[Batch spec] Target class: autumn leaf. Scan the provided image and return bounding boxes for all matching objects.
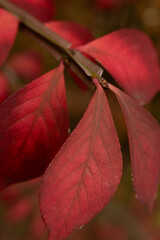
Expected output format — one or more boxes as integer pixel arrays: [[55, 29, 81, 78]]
[[79, 29, 160, 104], [0, 63, 69, 190], [6, 197, 33, 223], [0, 8, 18, 68], [10, 0, 54, 22], [45, 21, 93, 48], [109, 83, 160, 209], [9, 50, 43, 82], [40, 80, 122, 240]]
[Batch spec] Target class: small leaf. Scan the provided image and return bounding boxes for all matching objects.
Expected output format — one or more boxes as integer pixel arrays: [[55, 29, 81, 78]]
[[40, 80, 122, 240], [109, 83, 160, 209], [0, 63, 69, 190], [45, 21, 93, 48], [79, 29, 160, 104], [9, 51, 43, 81], [6, 197, 33, 223], [0, 8, 18, 68], [10, 0, 54, 22]]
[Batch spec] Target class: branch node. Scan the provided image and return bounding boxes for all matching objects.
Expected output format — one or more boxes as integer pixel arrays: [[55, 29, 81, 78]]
[[98, 77, 109, 89]]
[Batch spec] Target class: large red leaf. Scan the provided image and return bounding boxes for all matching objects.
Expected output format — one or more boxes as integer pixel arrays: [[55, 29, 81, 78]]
[[109, 83, 160, 209], [0, 63, 69, 190], [40, 80, 122, 240], [45, 21, 93, 48], [79, 29, 160, 104], [10, 0, 54, 22], [0, 8, 18, 68]]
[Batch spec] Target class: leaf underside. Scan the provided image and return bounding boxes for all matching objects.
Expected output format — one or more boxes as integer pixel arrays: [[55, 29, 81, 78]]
[[109, 83, 160, 209], [40, 81, 122, 240], [0, 63, 69, 190]]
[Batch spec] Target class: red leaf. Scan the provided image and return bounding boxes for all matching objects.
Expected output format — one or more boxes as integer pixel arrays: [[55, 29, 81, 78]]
[[0, 63, 69, 190], [109, 83, 160, 209], [0, 8, 18, 68], [40, 80, 122, 240], [79, 29, 160, 104], [45, 21, 93, 48], [9, 51, 43, 81], [10, 0, 54, 22], [6, 197, 33, 223]]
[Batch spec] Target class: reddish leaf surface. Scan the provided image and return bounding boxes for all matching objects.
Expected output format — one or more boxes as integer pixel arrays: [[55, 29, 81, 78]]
[[45, 21, 93, 48], [0, 8, 18, 68], [79, 29, 160, 104], [6, 197, 33, 222], [109, 83, 160, 209], [40, 80, 122, 240], [10, 0, 54, 22], [0, 63, 69, 190], [9, 51, 43, 81], [0, 72, 10, 103]]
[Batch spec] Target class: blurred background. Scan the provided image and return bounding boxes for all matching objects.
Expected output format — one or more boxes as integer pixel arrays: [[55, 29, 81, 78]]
[[0, 0, 160, 239]]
